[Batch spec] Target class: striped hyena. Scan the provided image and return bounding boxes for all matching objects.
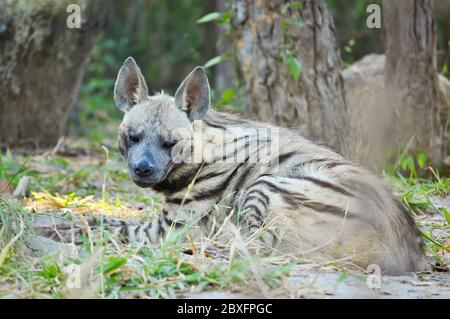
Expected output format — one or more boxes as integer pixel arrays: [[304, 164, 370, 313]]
[[52, 57, 424, 274]]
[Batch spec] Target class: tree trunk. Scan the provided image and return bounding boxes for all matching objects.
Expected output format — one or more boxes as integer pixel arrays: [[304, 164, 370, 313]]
[[343, 54, 450, 170], [0, 0, 105, 149], [383, 0, 447, 164], [203, 0, 219, 63], [231, 0, 350, 155], [214, 0, 235, 96]]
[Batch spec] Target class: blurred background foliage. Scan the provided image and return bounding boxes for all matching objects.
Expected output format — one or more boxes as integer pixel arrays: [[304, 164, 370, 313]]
[[71, 0, 207, 140], [72, 0, 449, 141], [328, 0, 384, 66]]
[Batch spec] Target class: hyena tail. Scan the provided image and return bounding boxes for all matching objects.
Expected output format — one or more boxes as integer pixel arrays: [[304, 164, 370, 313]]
[[385, 199, 425, 273]]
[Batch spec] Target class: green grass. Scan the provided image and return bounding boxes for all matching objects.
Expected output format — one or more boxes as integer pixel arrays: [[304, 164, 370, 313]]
[[0, 120, 448, 298], [384, 152, 450, 267], [388, 169, 449, 213], [0, 194, 291, 298], [0, 140, 293, 298]]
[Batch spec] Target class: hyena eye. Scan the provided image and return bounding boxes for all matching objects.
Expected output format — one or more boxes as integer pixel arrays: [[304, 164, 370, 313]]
[[161, 139, 176, 150], [129, 134, 140, 144]]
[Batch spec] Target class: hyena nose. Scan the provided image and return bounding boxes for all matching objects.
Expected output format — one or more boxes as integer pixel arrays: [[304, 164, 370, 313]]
[[134, 162, 154, 177]]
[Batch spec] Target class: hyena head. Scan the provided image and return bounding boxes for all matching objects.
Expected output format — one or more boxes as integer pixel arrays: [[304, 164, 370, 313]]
[[114, 57, 210, 187]]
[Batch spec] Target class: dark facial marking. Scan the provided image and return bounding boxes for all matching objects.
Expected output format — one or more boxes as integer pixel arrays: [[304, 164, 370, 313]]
[[119, 130, 129, 157], [154, 164, 203, 194], [158, 134, 177, 151]]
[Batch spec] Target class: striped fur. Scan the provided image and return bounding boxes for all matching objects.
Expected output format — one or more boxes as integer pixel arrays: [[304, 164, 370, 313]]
[[42, 60, 424, 275]]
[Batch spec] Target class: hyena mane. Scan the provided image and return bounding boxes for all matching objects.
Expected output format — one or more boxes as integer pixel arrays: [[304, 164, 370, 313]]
[[40, 58, 424, 275]]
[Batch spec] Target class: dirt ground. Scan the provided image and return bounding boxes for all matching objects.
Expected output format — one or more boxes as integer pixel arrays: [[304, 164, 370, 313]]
[[187, 271, 450, 299]]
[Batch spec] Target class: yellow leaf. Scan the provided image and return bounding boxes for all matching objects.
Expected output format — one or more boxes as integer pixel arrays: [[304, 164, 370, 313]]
[[444, 242, 450, 252]]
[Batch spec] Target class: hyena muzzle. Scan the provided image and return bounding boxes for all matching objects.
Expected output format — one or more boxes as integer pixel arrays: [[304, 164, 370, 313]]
[[40, 57, 424, 275]]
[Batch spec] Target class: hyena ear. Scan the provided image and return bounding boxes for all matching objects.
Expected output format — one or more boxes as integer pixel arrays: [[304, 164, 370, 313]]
[[174, 66, 210, 121], [114, 57, 149, 112]]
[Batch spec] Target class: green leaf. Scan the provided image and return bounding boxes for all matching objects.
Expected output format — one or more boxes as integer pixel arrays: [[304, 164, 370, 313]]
[[219, 12, 232, 25], [417, 153, 427, 168], [102, 256, 127, 274], [281, 3, 290, 15], [421, 231, 443, 248], [64, 193, 75, 206], [406, 157, 415, 172], [204, 56, 222, 69], [292, 1, 303, 9], [401, 155, 416, 177], [280, 20, 289, 31], [400, 158, 407, 171], [196, 12, 221, 24], [443, 208, 450, 226], [221, 88, 235, 104], [40, 263, 61, 279], [286, 55, 302, 81]]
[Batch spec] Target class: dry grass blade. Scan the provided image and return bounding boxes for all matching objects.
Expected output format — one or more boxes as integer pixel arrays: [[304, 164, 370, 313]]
[[224, 221, 271, 298], [12, 176, 29, 198], [0, 216, 24, 268]]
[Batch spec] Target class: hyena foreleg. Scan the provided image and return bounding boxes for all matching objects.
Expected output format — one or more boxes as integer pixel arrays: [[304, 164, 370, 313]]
[[35, 209, 186, 245], [238, 177, 277, 246], [110, 208, 187, 244]]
